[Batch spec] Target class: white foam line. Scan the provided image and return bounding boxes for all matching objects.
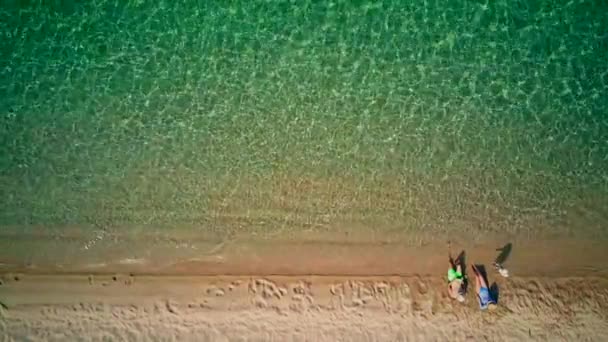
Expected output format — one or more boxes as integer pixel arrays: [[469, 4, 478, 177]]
[[117, 258, 147, 265]]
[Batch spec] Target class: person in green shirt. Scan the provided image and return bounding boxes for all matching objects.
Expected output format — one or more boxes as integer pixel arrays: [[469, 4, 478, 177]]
[[447, 251, 466, 303]]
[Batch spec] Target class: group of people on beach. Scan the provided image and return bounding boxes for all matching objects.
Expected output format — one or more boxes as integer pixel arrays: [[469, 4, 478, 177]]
[[446, 243, 511, 310]]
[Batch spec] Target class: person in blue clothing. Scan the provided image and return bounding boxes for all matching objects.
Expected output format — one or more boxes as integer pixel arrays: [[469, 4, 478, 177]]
[[471, 264, 497, 311]]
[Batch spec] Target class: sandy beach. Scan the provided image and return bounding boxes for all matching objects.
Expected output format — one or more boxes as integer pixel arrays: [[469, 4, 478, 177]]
[[1, 230, 608, 341]]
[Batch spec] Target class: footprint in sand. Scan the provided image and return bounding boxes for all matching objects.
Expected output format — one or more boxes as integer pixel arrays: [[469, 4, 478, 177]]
[[249, 278, 286, 300], [205, 286, 225, 297], [373, 281, 394, 311], [227, 280, 243, 292], [329, 282, 346, 309], [346, 281, 378, 308], [395, 283, 413, 315], [412, 280, 435, 317], [253, 295, 268, 309]]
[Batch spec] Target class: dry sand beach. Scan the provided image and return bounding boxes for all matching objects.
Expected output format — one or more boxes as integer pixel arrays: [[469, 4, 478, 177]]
[[1, 229, 608, 341]]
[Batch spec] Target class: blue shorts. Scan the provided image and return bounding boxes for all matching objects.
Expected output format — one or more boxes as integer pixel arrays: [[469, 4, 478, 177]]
[[478, 287, 496, 310]]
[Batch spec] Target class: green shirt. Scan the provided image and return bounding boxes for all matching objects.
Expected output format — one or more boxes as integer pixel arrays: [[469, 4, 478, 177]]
[[447, 268, 463, 282]]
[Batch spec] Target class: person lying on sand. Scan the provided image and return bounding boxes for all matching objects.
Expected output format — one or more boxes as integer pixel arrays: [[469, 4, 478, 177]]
[[447, 253, 466, 303], [471, 264, 497, 310]]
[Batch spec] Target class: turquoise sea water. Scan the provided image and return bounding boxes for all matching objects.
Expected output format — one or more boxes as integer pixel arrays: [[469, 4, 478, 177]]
[[1, 1, 606, 235]]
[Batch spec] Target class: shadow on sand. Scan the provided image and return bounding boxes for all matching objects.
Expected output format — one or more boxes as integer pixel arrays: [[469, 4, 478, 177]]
[[495, 243, 513, 265]]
